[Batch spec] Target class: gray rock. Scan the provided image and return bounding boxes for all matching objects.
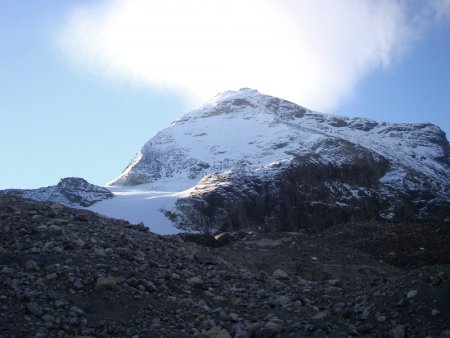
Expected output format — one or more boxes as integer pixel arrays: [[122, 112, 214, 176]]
[[272, 269, 288, 279], [151, 317, 161, 329], [72, 279, 84, 290], [188, 276, 203, 287], [95, 276, 116, 291], [31, 214, 44, 222], [74, 239, 85, 247], [377, 315, 387, 322], [215, 329, 231, 338], [25, 260, 39, 271], [70, 306, 85, 315], [432, 309, 441, 316], [232, 322, 248, 338], [54, 299, 66, 308], [255, 321, 283, 338], [49, 224, 62, 232], [26, 302, 43, 316], [269, 295, 289, 307], [312, 309, 330, 320], [94, 248, 106, 257], [390, 325, 405, 338], [406, 290, 418, 299], [42, 314, 55, 323]]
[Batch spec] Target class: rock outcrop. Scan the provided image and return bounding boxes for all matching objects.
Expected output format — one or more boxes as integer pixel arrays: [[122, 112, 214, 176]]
[[2, 177, 113, 207], [168, 139, 449, 233]]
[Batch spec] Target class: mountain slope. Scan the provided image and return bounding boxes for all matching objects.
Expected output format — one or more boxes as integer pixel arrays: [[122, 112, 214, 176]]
[[109, 88, 450, 232]]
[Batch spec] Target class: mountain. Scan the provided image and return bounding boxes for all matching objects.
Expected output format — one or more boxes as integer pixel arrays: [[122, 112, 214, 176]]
[[3, 89, 449, 234], [3, 177, 113, 207], [109, 88, 450, 233], [112, 88, 449, 189]]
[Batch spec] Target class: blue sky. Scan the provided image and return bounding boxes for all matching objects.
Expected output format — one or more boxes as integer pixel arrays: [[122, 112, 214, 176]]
[[1, 0, 449, 189]]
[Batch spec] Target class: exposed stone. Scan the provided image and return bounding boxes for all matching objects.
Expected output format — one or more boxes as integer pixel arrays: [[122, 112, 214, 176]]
[[272, 269, 288, 279], [269, 295, 289, 307], [215, 328, 231, 338], [312, 309, 330, 320], [26, 302, 43, 317], [25, 260, 39, 271], [74, 239, 85, 247], [95, 276, 116, 291], [46, 273, 57, 280], [390, 325, 405, 338], [69, 306, 85, 316], [255, 321, 283, 338], [432, 309, 441, 316], [187, 276, 203, 287], [407, 290, 418, 299]]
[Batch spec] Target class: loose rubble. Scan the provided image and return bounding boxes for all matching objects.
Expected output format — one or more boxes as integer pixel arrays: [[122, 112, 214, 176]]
[[0, 195, 449, 337]]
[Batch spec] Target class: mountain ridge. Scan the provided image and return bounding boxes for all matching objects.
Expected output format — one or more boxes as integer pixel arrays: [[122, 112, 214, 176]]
[[2, 88, 449, 233], [111, 88, 449, 192]]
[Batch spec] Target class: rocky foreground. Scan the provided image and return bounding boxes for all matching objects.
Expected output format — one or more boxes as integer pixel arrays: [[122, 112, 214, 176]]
[[0, 195, 449, 338]]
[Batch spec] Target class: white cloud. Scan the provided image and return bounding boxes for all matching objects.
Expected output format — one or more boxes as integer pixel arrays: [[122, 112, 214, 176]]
[[59, 0, 416, 111]]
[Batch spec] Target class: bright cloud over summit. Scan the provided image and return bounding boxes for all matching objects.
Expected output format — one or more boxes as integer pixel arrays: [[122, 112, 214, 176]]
[[1, 0, 449, 190], [59, 0, 432, 111]]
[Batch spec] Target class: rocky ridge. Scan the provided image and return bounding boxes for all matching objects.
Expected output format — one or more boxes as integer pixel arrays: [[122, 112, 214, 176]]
[[3, 177, 113, 208], [1, 194, 449, 337]]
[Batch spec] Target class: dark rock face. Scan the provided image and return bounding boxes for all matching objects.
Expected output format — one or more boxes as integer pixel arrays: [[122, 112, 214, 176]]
[[2, 177, 113, 207], [168, 139, 449, 233]]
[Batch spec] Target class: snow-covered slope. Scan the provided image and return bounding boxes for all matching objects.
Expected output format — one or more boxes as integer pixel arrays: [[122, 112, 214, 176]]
[[87, 186, 189, 235], [111, 88, 449, 194]]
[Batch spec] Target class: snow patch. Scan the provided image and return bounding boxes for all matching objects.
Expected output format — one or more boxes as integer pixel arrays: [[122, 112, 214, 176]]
[[88, 185, 195, 235]]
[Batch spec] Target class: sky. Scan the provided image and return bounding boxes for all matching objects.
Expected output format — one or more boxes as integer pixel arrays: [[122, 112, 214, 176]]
[[1, 0, 449, 189]]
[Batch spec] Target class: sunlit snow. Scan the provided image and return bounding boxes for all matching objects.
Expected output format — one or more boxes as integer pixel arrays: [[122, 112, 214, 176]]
[[88, 184, 194, 235]]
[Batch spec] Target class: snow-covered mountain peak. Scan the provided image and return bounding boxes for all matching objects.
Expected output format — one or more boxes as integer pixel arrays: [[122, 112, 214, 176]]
[[111, 89, 449, 194], [177, 87, 305, 124], [203, 87, 260, 106]]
